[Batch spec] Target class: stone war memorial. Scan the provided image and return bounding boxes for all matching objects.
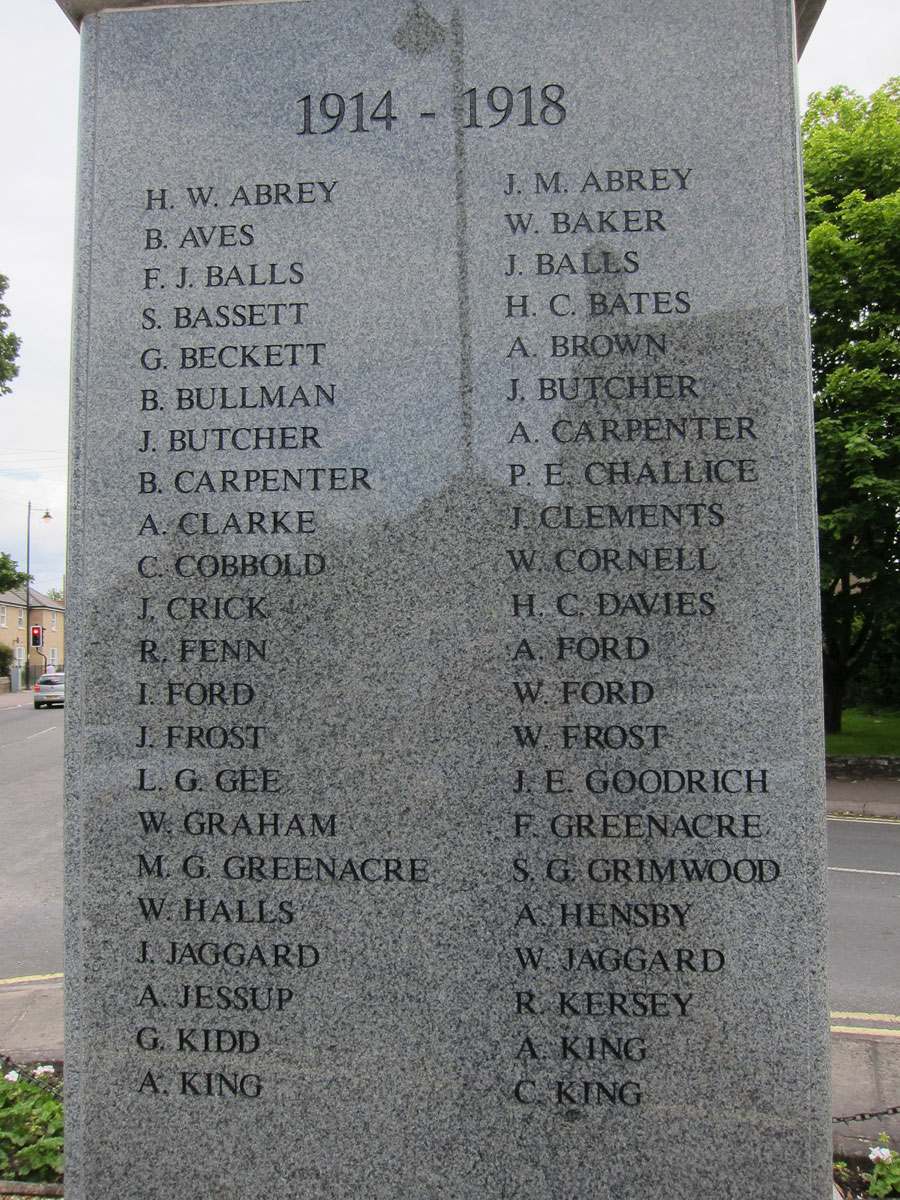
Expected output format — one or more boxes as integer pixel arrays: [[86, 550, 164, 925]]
[[60, 0, 830, 1195]]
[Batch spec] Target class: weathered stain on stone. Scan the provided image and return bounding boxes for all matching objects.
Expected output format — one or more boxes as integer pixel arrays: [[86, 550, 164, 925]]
[[393, 3, 446, 56]]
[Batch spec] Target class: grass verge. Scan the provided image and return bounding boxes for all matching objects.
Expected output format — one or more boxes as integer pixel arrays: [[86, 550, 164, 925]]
[[826, 708, 900, 758]]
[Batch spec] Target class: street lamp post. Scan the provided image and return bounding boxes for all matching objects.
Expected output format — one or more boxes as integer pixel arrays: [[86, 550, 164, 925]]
[[24, 502, 52, 689]]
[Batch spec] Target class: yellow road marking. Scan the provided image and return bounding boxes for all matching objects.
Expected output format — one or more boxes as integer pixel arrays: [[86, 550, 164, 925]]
[[831, 1025, 900, 1038], [0, 972, 63, 987], [831, 1011, 900, 1037], [831, 1011, 900, 1023]]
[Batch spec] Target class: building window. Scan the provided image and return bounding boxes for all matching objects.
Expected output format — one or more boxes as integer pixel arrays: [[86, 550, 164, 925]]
[[51, 612, 57, 631], [0, 605, 5, 627], [50, 647, 58, 666], [17, 610, 24, 628], [14, 646, 24, 666]]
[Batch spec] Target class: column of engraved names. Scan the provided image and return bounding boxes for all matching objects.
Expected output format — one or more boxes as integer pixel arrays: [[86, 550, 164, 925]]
[[497, 162, 777, 1110], [129, 176, 363, 1101]]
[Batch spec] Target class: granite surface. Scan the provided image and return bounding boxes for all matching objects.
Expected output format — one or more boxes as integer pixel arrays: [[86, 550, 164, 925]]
[[55, 0, 300, 30], [55, 0, 831, 52], [63, 1, 830, 1196]]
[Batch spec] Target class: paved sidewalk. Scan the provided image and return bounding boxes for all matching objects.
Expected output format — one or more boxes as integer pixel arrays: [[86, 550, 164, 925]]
[[0, 691, 63, 1065], [827, 774, 900, 819], [0, 686, 56, 712], [832, 1032, 900, 1159], [0, 973, 63, 1064]]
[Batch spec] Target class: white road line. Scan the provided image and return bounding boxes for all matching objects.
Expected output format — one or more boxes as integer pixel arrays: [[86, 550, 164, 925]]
[[0, 733, 54, 748], [27, 725, 58, 739], [828, 866, 900, 877], [828, 816, 900, 825]]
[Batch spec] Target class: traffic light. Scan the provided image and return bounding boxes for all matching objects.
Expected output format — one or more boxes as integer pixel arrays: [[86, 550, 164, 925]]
[[30, 625, 43, 648]]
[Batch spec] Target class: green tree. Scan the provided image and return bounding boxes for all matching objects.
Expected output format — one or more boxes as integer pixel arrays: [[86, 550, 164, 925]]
[[0, 274, 20, 394], [0, 552, 30, 593], [803, 80, 900, 732]]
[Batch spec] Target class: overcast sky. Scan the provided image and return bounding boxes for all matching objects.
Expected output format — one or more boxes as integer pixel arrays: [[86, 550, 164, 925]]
[[0, 0, 897, 593]]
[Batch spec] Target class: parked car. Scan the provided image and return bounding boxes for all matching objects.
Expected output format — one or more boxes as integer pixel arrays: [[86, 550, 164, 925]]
[[34, 673, 65, 708]]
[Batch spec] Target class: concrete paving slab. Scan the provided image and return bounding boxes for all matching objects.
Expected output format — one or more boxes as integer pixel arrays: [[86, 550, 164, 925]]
[[831, 1032, 900, 1159], [0, 975, 63, 1064], [827, 776, 900, 819], [0, 690, 38, 711]]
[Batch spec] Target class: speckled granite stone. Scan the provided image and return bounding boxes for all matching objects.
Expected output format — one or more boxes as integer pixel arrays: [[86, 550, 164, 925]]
[[62, 2, 830, 1197]]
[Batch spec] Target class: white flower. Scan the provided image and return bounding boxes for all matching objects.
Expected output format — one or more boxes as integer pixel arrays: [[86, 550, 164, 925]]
[[869, 1146, 893, 1163], [3, 1070, 19, 1082], [33, 1065, 54, 1076]]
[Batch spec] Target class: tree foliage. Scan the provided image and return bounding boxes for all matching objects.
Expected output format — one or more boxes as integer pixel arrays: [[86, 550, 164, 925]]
[[0, 552, 29, 594], [0, 274, 20, 395], [803, 80, 900, 731]]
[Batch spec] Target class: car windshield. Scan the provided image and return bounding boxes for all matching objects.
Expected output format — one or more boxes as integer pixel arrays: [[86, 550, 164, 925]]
[[38, 676, 64, 685]]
